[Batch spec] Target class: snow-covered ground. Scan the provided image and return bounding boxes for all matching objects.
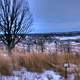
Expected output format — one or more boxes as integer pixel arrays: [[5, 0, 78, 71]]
[[15, 36, 80, 53], [59, 36, 80, 40], [0, 36, 79, 80], [0, 68, 75, 80]]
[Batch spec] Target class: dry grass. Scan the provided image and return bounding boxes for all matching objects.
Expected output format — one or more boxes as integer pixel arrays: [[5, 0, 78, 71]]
[[0, 53, 12, 75], [0, 49, 80, 76]]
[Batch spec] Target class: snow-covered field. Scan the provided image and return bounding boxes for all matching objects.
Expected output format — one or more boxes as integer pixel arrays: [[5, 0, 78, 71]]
[[0, 36, 79, 80], [0, 68, 75, 80], [15, 36, 80, 53]]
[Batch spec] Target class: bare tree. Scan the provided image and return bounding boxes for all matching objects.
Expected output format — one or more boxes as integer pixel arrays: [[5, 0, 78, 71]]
[[0, 0, 33, 54]]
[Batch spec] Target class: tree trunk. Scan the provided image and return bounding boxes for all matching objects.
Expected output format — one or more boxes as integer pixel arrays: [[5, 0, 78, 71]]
[[41, 45, 44, 53], [4, 46, 12, 55], [27, 45, 30, 53], [7, 47, 12, 55]]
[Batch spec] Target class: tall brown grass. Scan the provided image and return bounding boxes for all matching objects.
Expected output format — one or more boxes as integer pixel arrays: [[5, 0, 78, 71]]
[[0, 53, 12, 75], [0, 50, 80, 76]]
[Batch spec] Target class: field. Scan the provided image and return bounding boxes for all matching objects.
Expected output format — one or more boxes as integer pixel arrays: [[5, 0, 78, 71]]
[[0, 45, 80, 79]]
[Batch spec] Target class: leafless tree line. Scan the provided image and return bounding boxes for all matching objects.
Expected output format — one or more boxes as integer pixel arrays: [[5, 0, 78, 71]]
[[15, 36, 80, 55]]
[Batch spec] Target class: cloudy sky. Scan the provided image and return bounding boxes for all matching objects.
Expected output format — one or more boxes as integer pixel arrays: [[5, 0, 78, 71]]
[[28, 0, 80, 33]]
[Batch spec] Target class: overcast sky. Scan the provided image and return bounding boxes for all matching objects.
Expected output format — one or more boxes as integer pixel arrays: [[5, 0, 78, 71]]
[[28, 0, 80, 33]]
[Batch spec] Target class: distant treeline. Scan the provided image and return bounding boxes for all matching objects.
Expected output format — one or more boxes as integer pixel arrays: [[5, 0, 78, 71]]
[[0, 31, 80, 37], [27, 31, 80, 37]]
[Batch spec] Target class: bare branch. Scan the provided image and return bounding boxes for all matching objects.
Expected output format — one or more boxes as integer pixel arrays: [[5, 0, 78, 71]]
[[0, 0, 33, 53]]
